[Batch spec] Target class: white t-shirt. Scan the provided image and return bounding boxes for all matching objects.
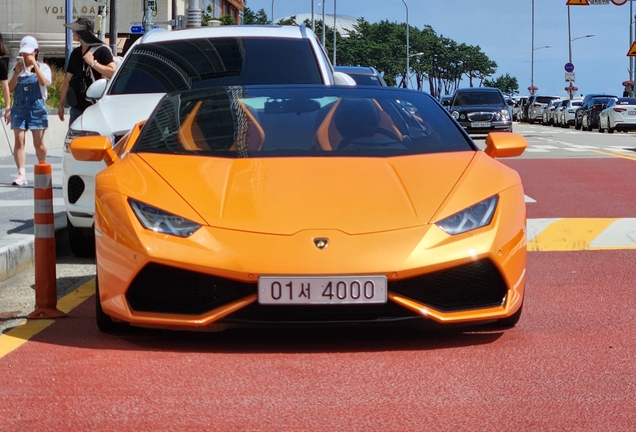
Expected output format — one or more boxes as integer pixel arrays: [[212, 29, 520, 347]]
[[8, 62, 52, 101]]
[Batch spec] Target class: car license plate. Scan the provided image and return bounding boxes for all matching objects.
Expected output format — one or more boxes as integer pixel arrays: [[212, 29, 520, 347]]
[[258, 276, 387, 305], [471, 122, 491, 128], [629, 111, 636, 115]]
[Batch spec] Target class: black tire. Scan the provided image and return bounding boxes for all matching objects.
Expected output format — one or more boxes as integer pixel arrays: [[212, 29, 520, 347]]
[[95, 272, 129, 333], [598, 120, 604, 133], [575, 118, 581, 130], [67, 216, 96, 258], [493, 302, 524, 329]]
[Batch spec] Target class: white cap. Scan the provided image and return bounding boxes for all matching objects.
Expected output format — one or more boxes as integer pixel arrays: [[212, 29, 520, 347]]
[[19, 36, 38, 54]]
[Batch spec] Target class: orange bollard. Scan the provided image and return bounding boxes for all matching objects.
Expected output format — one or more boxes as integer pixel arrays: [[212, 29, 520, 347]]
[[27, 163, 66, 320]]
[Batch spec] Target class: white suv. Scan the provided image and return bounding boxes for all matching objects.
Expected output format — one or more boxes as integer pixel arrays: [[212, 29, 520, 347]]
[[63, 25, 355, 256]]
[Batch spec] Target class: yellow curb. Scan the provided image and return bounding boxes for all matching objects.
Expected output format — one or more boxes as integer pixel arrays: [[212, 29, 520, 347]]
[[0, 279, 95, 359]]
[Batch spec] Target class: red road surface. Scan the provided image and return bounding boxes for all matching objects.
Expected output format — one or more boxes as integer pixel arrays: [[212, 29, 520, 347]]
[[1, 158, 635, 430]]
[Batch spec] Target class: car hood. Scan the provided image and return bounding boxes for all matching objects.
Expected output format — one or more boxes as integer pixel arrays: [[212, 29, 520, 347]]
[[451, 105, 505, 113], [72, 93, 165, 137], [138, 152, 477, 235]]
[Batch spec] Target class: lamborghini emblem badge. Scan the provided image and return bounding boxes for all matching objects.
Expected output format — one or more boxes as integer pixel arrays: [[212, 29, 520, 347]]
[[313, 238, 329, 249]]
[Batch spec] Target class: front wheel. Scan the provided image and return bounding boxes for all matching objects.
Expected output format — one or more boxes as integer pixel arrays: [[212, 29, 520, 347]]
[[95, 272, 130, 333], [67, 216, 96, 258]]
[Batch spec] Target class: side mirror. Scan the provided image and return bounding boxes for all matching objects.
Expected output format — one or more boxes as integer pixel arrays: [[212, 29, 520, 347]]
[[484, 132, 527, 159], [86, 78, 108, 100], [69, 135, 119, 166], [507, 99, 515, 106], [333, 71, 357, 86]]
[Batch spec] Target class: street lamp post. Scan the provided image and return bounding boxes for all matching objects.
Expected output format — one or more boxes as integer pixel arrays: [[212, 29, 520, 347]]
[[567, 6, 595, 99], [530, 0, 553, 95], [333, 0, 337, 64], [400, 0, 409, 88], [271, 0, 274, 24]]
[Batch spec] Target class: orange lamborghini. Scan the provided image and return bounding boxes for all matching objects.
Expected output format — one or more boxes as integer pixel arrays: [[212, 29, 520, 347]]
[[70, 85, 528, 333]]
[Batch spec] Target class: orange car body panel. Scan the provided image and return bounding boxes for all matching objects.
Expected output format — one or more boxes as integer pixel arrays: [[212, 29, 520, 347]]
[[92, 146, 526, 330]]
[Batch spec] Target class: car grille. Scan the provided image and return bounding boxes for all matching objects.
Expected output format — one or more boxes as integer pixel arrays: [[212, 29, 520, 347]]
[[389, 260, 507, 312], [125, 260, 507, 319], [126, 263, 257, 315], [468, 112, 494, 122], [67, 175, 85, 204]]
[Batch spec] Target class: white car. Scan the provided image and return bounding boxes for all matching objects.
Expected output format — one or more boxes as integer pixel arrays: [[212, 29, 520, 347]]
[[552, 99, 568, 127], [559, 98, 583, 128], [599, 97, 636, 133], [62, 25, 355, 256]]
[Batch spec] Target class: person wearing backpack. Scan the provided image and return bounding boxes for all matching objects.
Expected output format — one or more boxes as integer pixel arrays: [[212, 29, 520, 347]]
[[58, 17, 117, 126]]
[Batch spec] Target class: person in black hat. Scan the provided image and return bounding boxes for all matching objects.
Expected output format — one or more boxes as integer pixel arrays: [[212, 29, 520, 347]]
[[58, 17, 117, 126]]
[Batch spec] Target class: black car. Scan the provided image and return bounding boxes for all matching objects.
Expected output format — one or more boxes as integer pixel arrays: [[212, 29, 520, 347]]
[[449, 87, 513, 134], [334, 66, 387, 86], [575, 94, 618, 130]]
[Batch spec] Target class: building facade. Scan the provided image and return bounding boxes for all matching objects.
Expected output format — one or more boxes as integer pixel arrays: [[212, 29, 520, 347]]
[[0, 0, 244, 59]]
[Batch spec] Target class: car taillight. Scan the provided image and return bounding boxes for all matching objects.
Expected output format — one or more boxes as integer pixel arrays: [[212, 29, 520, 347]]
[[613, 108, 627, 112], [534, 103, 541, 107]]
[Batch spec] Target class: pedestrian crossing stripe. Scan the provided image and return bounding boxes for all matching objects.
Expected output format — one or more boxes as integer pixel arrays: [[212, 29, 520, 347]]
[[527, 218, 636, 251]]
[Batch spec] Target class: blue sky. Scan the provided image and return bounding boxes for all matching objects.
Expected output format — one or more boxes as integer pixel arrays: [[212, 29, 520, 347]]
[[247, 0, 634, 97]]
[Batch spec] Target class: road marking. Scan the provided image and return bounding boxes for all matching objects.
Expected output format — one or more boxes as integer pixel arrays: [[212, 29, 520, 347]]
[[524, 195, 536, 203], [0, 280, 95, 359], [588, 219, 636, 248], [594, 149, 636, 162], [527, 218, 636, 251]]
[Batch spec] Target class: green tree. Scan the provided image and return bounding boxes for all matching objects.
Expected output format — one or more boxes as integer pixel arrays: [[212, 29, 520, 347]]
[[243, 8, 270, 24], [484, 73, 519, 97]]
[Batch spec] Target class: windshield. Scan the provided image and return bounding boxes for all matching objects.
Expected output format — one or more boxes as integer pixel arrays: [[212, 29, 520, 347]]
[[109, 37, 322, 95], [452, 91, 503, 107], [134, 86, 474, 158]]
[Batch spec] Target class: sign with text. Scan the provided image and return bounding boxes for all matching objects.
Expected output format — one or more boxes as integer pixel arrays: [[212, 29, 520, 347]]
[[565, 72, 576, 82]]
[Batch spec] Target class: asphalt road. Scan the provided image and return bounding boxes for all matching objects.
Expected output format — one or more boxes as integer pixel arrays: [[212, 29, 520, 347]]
[[0, 123, 635, 430]]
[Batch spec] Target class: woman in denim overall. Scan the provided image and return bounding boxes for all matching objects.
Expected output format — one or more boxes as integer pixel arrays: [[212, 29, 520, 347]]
[[8, 36, 51, 186]]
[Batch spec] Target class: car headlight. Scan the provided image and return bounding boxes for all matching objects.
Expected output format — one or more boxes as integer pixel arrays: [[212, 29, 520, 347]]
[[436, 195, 499, 235], [452, 110, 460, 120], [128, 198, 201, 237], [64, 129, 100, 153], [492, 110, 510, 122]]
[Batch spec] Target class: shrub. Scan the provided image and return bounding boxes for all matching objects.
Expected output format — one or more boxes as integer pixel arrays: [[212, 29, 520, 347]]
[[47, 64, 65, 109]]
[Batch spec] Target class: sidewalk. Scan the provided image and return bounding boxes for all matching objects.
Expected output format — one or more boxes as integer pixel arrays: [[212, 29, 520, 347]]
[[0, 109, 69, 281]]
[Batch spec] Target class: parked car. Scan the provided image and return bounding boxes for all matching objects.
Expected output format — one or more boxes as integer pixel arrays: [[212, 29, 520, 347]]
[[334, 66, 387, 86], [552, 100, 569, 127], [440, 95, 453, 110], [599, 97, 636, 133], [513, 96, 528, 121], [526, 95, 560, 124], [579, 96, 617, 131], [542, 98, 562, 125], [575, 93, 618, 130], [62, 24, 355, 257], [449, 87, 513, 134], [68, 84, 528, 333], [559, 98, 583, 128]]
